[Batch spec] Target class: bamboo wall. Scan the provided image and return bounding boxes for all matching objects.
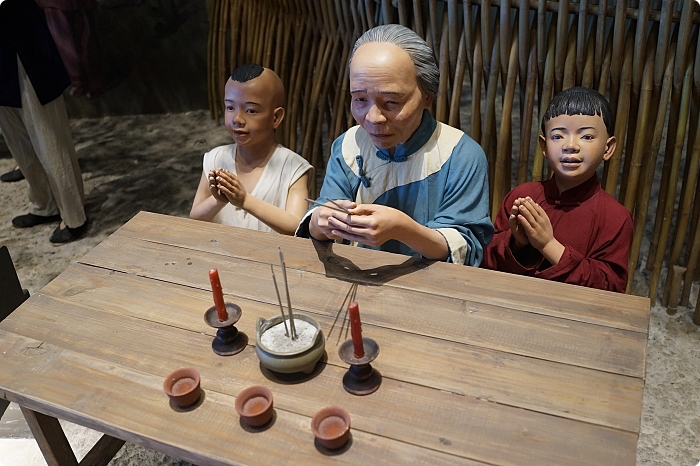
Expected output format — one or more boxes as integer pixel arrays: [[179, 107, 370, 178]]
[[206, 0, 700, 308]]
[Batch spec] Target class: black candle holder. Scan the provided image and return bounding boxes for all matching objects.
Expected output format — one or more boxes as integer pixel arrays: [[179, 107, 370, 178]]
[[204, 303, 248, 356], [337, 337, 381, 395]]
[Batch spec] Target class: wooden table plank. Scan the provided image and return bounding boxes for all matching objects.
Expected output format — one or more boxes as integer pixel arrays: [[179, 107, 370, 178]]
[[0, 325, 638, 466], [107, 211, 650, 332], [0, 332, 486, 466], [78, 234, 648, 377], [26, 263, 645, 433]]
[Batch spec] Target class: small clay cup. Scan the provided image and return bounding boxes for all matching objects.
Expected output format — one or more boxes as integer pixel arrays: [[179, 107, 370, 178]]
[[311, 406, 351, 450], [163, 368, 201, 408], [235, 385, 274, 427]]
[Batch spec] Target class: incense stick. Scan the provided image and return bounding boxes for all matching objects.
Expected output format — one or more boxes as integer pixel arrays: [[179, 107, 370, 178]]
[[270, 264, 289, 337], [304, 198, 351, 215], [278, 247, 297, 339]]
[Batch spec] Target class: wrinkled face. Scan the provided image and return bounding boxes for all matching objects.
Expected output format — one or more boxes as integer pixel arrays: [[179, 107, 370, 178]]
[[223, 76, 282, 147], [349, 42, 432, 154], [540, 113, 616, 193]]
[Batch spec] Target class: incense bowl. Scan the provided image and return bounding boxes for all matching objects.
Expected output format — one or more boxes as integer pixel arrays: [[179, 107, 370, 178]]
[[311, 406, 351, 450], [235, 385, 274, 427], [255, 314, 325, 374], [163, 367, 201, 408]]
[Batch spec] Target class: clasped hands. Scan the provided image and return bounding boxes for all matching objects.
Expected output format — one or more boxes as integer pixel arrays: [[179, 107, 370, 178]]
[[509, 197, 565, 264], [209, 169, 246, 208], [310, 200, 407, 246]]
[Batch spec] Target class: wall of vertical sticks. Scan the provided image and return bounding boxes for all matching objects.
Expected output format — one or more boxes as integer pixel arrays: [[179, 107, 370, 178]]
[[206, 0, 700, 308]]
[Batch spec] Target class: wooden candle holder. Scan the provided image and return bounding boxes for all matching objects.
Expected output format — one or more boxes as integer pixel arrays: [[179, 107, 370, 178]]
[[204, 303, 248, 356], [338, 337, 381, 395]]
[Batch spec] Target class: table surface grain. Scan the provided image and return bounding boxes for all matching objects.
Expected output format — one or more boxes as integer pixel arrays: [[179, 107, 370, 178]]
[[0, 211, 651, 465]]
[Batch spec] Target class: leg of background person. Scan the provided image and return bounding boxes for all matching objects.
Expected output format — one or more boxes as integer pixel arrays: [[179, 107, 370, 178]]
[[43, 7, 85, 94], [0, 107, 60, 218], [16, 58, 86, 229]]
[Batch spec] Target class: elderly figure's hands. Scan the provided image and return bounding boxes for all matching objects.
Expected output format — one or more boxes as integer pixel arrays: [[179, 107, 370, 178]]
[[309, 199, 357, 241], [326, 204, 409, 247]]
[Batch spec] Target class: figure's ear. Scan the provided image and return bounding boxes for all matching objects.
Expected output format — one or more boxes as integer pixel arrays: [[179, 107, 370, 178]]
[[273, 107, 285, 129], [602, 135, 617, 161], [424, 93, 433, 108], [538, 133, 547, 157]]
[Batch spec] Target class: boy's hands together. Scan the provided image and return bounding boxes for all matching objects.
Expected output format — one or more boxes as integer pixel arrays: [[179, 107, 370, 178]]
[[327, 204, 408, 247], [511, 197, 565, 265], [508, 198, 529, 250], [210, 169, 246, 208]]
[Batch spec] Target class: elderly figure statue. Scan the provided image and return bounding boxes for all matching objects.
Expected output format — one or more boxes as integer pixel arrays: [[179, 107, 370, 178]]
[[297, 24, 493, 265]]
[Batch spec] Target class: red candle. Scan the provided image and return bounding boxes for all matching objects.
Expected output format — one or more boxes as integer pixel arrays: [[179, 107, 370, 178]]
[[348, 301, 364, 358], [209, 268, 228, 321]]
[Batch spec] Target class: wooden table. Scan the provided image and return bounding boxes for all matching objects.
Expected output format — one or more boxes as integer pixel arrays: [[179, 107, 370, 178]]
[[0, 212, 650, 465]]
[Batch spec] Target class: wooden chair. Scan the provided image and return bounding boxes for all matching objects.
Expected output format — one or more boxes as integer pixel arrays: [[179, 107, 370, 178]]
[[0, 245, 29, 418]]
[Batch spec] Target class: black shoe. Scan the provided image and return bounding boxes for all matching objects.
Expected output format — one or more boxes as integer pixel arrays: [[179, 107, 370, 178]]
[[50, 221, 88, 244], [12, 213, 61, 228], [1, 168, 24, 182]]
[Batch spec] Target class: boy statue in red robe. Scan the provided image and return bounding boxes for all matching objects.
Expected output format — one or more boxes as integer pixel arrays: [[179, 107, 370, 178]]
[[482, 87, 633, 292]]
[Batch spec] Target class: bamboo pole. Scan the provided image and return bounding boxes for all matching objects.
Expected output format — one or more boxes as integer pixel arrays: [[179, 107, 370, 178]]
[[562, 20, 577, 90], [464, 0, 474, 85], [436, 14, 450, 123], [597, 26, 613, 96], [518, 32, 537, 185], [493, 30, 519, 219], [609, 0, 627, 116], [471, 19, 483, 143], [500, 0, 511, 84], [397, 0, 408, 27], [593, 0, 606, 88], [575, 0, 587, 86], [483, 24, 501, 194], [518, 0, 529, 87], [536, 0, 546, 92], [604, 29, 634, 197], [481, 0, 492, 80], [449, 30, 468, 128], [682, 200, 700, 307], [648, 60, 693, 304], [622, 30, 656, 212], [649, 0, 697, 272], [448, 0, 459, 81], [626, 47, 674, 294], [533, 23, 556, 183], [631, 0, 650, 94], [554, 0, 570, 93], [413, 0, 424, 38], [665, 265, 685, 315], [581, 26, 595, 88], [381, 0, 393, 25]]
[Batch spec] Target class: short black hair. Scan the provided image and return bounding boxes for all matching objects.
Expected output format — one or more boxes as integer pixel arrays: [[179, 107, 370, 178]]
[[541, 87, 614, 136], [230, 64, 264, 83]]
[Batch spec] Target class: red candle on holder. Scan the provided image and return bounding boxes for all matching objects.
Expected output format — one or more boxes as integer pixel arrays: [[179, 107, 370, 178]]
[[209, 268, 228, 322], [348, 301, 364, 358]]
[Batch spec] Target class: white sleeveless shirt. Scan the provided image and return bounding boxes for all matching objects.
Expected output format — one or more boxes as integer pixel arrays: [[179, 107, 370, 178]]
[[202, 143, 312, 232]]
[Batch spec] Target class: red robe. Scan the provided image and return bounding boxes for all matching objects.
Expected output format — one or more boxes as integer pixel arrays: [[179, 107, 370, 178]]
[[482, 175, 633, 293]]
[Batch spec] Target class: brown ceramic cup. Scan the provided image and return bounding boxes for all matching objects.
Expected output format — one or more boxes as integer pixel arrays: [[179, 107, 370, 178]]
[[311, 406, 351, 450], [163, 368, 201, 408], [235, 385, 274, 427]]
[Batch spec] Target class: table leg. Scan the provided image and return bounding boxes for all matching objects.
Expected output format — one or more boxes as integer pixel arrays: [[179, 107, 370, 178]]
[[20, 406, 79, 466], [0, 398, 8, 419]]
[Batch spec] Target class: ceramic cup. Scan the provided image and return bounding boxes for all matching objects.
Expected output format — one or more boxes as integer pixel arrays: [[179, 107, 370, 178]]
[[235, 385, 274, 427], [311, 406, 351, 450], [163, 368, 201, 408]]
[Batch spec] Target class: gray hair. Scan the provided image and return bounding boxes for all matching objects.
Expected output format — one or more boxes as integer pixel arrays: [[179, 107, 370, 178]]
[[349, 24, 440, 98]]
